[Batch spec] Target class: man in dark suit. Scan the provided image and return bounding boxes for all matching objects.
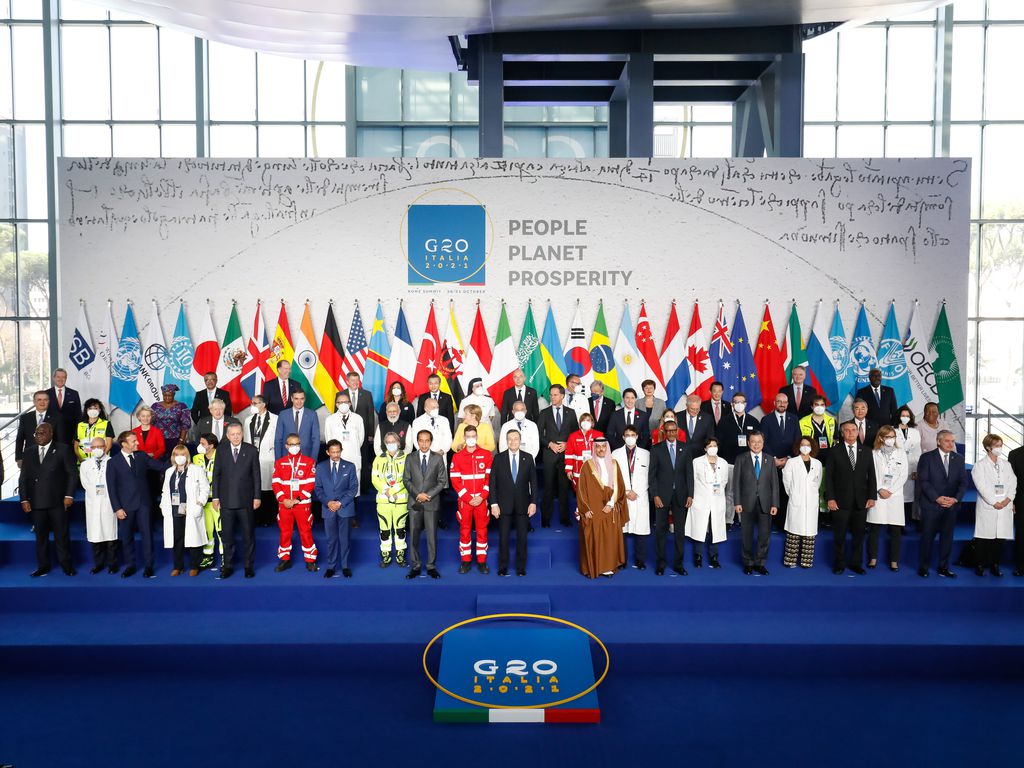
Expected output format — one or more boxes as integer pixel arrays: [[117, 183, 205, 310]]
[[45, 368, 81, 444], [587, 380, 615, 435], [106, 431, 166, 578], [715, 393, 760, 465], [19, 422, 76, 577], [344, 370, 377, 498], [825, 421, 878, 575], [500, 369, 540, 423], [16, 390, 62, 466], [850, 399, 879, 447], [855, 368, 899, 426], [700, 381, 730, 428], [192, 398, 241, 443], [490, 429, 539, 576], [606, 388, 652, 451], [679, 394, 714, 456], [414, 373, 456, 432], [537, 384, 578, 527], [916, 430, 968, 578], [262, 359, 306, 415], [732, 432, 780, 575], [211, 422, 263, 578], [760, 392, 800, 529], [779, 365, 817, 419], [648, 420, 693, 576], [191, 371, 233, 424], [1007, 444, 1024, 577], [402, 429, 447, 579]]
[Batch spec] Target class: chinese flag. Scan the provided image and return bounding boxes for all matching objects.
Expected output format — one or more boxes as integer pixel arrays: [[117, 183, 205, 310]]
[[753, 304, 787, 410]]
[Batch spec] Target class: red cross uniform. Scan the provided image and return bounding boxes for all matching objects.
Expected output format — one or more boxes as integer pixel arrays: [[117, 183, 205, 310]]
[[450, 446, 493, 563], [271, 455, 318, 563]]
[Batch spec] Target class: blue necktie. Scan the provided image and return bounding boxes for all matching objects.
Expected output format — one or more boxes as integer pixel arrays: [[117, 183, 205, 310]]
[[511, 453, 518, 482], [669, 442, 675, 468], [421, 455, 428, 477], [754, 455, 761, 479], [332, 461, 338, 482], [555, 407, 562, 431]]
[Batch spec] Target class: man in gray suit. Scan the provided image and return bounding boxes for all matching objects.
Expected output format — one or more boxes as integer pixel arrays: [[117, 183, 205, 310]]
[[402, 429, 448, 579], [732, 431, 779, 575]]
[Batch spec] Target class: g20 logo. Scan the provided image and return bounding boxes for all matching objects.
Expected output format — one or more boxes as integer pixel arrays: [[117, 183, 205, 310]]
[[403, 191, 491, 286], [425, 237, 471, 256], [473, 659, 558, 676]]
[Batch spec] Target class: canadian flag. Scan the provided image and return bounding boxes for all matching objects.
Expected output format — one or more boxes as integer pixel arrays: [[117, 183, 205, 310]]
[[685, 302, 714, 400]]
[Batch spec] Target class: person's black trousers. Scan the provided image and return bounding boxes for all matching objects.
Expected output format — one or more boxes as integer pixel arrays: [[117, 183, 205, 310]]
[[1014, 509, 1024, 571], [498, 512, 529, 572], [221, 506, 256, 570], [831, 507, 867, 570], [171, 514, 202, 571], [867, 523, 902, 563], [974, 537, 1004, 568], [541, 451, 572, 526], [740, 500, 772, 567], [118, 506, 154, 569], [32, 505, 72, 571], [654, 500, 687, 570], [919, 504, 957, 570], [625, 532, 647, 566], [91, 540, 118, 569]]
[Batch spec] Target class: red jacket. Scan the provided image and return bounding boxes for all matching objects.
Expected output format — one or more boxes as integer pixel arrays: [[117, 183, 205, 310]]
[[564, 429, 604, 486], [133, 425, 166, 460], [272, 455, 317, 507], [450, 446, 492, 503]]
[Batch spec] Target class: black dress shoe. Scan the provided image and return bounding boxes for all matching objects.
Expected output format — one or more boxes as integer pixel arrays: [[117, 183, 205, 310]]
[[528, 524, 534, 532], [743, 566, 753, 575], [498, 568, 508, 577], [477, 563, 489, 574], [342, 568, 352, 578], [694, 553, 703, 568], [832, 566, 844, 575], [918, 567, 929, 578], [122, 566, 138, 579], [216, 567, 232, 580], [63, 567, 77, 576], [324, 569, 336, 579], [991, 565, 1003, 577], [90, 564, 105, 575], [427, 568, 441, 579], [633, 562, 647, 570], [306, 562, 319, 572], [541, 522, 551, 528], [1013, 568, 1024, 577], [849, 566, 866, 575], [517, 569, 526, 577], [275, 560, 292, 572], [655, 566, 665, 576], [938, 567, 957, 579], [459, 562, 471, 574], [755, 565, 769, 576], [30, 568, 49, 578], [244, 568, 255, 578], [107, 565, 119, 574], [673, 566, 688, 576], [405, 569, 421, 580], [709, 557, 721, 569], [975, 565, 986, 577], [143, 567, 155, 578]]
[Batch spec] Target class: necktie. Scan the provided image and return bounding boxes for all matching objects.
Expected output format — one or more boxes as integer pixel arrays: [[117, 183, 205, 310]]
[[555, 407, 562, 431], [214, 420, 222, 439], [37, 412, 42, 426], [713, 401, 720, 423], [511, 453, 518, 481], [669, 442, 676, 468], [594, 400, 600, 420], [627, 411, 633, 427], [568, 393, 574, 404], [281, 380, 287, 406], [689, 415, 695, 436], [421, 455, 428, 476], [794, 386, 801, 410], [943, 452, 949, 476], [233, 446, 239, 463], [848, 444, 856, 469], [754, 455, 761, 479], [294, 410, 301, 432], [126, 453, 133, 469], [874, 387, 881, 406], [57, 389, 63, 408], [39, 446, 45, 463], [332, 461, 338, 481], [859, 421, 865, 443], [351, 390, 358, 408], [430, 417, 435, 428], [779, 414, 785, 430], [517, 389, 523, 402]]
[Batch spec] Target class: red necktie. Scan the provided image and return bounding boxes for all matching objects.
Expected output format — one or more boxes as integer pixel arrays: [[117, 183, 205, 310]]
[[281, 380, 287, 406], [57, 389, 63, 408]]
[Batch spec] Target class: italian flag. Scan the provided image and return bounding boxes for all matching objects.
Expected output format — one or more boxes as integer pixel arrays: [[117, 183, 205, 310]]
[[488, 302, 518, 402]]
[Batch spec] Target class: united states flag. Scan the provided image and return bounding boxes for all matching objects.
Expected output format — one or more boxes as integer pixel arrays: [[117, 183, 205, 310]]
[[343, 304, 369, 377]]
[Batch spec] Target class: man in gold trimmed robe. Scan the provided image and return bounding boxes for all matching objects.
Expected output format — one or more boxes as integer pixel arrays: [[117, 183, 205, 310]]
[[576, 437, 629, 578]]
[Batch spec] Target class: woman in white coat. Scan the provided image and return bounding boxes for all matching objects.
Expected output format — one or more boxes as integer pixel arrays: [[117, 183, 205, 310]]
[[243, 395, 278, 527], [612, 425, 650, 569], [894, 406, 922, 519], [782, 436, 823, 569], [867, 426, 909, 571], [161, 444, 210, 576], [79, 436, 119, 574], [685, 437, 732, 569], [971, 433, 1017, 578]]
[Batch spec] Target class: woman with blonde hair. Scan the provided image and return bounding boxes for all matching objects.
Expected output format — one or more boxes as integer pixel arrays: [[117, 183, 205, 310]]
[[161, 443, 210, 577], [452, 403, 496, 452], [867, 425, 908, 571]]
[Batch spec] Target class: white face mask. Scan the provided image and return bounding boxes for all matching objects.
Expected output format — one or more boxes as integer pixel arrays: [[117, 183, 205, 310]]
[[799, 445, 812, 455], [992, 446, 1004, 457], [513, 412, 525, 422], [899, 416, 910, 425], [580, 421, 592, 432], [733, 402, 746, 414], [392, 388, 402, 397], [90, 447, 104, 458], [427, 407, 439, 418], [813, 405, 826, 416], [87, 408, 100, 419], [338, 402, 351, 414], [465, 437, 478, 448], [287, 445, 301, 456], [385, 443, 399, 454], [883, 438, 896, 447], [174, 454, 188, 466], [706, 446, 718, 457], [624, 436, 637, 448], [196, 444, 207, 455]]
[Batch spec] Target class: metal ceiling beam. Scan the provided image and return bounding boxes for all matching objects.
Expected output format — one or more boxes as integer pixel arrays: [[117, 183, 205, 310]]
[[480, 26, 801, 56], [503, 84, 748, 103]]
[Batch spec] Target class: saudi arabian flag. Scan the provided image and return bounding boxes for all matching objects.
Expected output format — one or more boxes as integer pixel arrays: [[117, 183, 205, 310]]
[[293, 302, 325, 410], [784, 303, 807, 380], [517, 303, 549, 397], [589, 301, 621, 403], [929, 304, 964, 413]]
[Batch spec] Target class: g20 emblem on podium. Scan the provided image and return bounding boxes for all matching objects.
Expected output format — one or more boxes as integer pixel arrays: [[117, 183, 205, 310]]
[[403, 189, 492, 287]]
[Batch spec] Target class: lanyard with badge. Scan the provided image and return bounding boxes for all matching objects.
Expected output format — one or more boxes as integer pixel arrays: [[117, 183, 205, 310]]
[[994, 461, 1006, 499], [581, 433, 594, 462], [94, 457, 106, 497], [883, 453, 897, 488], [735, 414, 747, 447], [709, 461, 723, 495], [814, 420, 828, 450], [288, 458, 302, 495], [171, 470, 185, 514]]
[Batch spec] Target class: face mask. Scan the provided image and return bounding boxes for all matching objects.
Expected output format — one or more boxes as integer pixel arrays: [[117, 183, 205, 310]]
[[174, 455, 188, 466], [90, 447, 104, 458], [899, 416, 910, 425], [87, 408, 100, 419], [813, 406, 826, 416], [338, 402, 350, 414], [386, 443, 398, 454], [514, 413, 525, 422], [992, 446, 1004, 457], [884, 438, 896, 447], [624, 436, 637, 448], [287, 445, 301, 456], [706, 446, 719, 457], [465, 437, 477, 448], [427, 408, 439, 418], [799, 445, 812, 456], [196, 444, 207, 455], [733, 402, 746, 414], [392, 388, 402, 397], [580, 422, 592, 432]]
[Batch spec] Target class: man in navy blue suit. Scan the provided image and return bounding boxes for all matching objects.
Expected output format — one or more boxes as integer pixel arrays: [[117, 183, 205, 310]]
[[916, 429, 968, 578], [760, 392, 800, 529], [314, 439, 359, 578], [106, 430, 166, 578], [275, 388, 321, 460]]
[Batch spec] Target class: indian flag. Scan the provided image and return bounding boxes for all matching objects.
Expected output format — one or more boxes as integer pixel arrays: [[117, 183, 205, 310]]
[[293, 302, 326, 410]]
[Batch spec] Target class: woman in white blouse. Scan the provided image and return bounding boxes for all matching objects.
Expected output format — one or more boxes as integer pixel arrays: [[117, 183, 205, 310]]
[[894, 405, 921, 512], [917, 402, 948, 454], [684, 437, 732, 569], [781, 435, 823, 568], [867, 425, 909, 571], [971, 433, 1017, 578]]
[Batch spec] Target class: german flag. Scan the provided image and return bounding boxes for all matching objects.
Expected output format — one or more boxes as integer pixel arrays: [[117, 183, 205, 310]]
[[319, 302, 345, 411]]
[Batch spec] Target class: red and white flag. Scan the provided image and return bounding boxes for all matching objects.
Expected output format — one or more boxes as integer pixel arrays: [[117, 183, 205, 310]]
[[685, 302, 714, 400], [190, 304, 220, 393], [635, 301, 666, 398], [413, 301, 442, 396], [463, 303, 492, 389]]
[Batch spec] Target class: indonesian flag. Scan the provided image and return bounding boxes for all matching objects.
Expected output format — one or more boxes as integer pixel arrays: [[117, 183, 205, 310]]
[[190, 304, 220, 393], [462, 304, 492, 389], [685, 302, 714, 400], [635, 301, 666, 398], [241, 301, 272, 403], [487, 302, 519, 402], [216, 303, 250, 409], [386, 303, 418, 394], [318, 303, 345, 410], [753, 303, 787, 410], [413, 302, 442, 396]]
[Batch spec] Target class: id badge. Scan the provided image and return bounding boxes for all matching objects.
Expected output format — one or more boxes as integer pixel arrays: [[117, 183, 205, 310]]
[[290, 480, 300, 493], [883, 474, 894, 486], [341, 430, 351, 441], [712, 482, 722, 495], [171, 492, 181, 506], [582, 449, 592, 461], [95, 484, 106, 497], [737, 435, 747, 448], [818, 437, 828, 449], [994, 483, 1006, 498]]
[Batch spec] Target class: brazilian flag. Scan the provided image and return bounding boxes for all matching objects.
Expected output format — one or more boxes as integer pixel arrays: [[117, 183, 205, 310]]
[[589, 301, 621, 404]]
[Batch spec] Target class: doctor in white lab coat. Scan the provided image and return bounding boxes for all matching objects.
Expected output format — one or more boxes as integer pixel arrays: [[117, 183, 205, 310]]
[[867, 427, 909, 570], [894, 406, 922, 505], [79, 437, 119, 573], [971, 434, 1017, 576], [612, 426, 650, 569], [324, 392, 366, 488], [160, 445, 210, 576], [684, 437, 733, 569], [781, 436, 824, 569]]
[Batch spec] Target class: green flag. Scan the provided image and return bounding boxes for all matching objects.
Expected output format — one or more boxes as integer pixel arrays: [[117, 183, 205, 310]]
[[589, 301, 621, 403], [929, 304, 964, 412], [517, 303, 549, 396], [785, 303, 807, 380]]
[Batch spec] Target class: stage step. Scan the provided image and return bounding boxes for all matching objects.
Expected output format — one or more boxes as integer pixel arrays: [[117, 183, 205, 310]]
[[476, 592, 552, 616]]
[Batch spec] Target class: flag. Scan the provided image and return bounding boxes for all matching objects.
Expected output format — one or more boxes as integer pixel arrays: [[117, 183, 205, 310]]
[[849, 304, 877, 398], [805, 302, 838, 405], [564, 303, 591, 388], [363, 302, 391, 406], [710, 303, 739, 400], [413, 302, 442, 396], [588, 301, 621, 404], [343, 304, 368, 378], [464, 304, 492, 389], [783, 304, 808, 380], [386, 303, 418, 395], [635, 302, 666, 398], [877, 302, 913, 409], [191, 305, 220, 393], [613, 302, 644, 396], [440, 302, 466, 404], [539, 304, 567, 390], [930, 303, 964, 413], [903, 302, 937, 418], [488, 303, 519, 402], [216, 303, 250, 410], [685, 302, 714, 400], [67, 302, 104, 403], [731, 304, 761, 409], [319, 303, 345, 408], [829, 305, 854, 406], [110, 303, 141, 414], [240, 302, 272, 403], [136, 301, 167, 406], [294, 303, 326, 410], [516, 303, 548, 396], [267, 302, 294, 375], [753, 303, 786, 410], [94, 301, 117, 407], [659, 301, 690, 410]]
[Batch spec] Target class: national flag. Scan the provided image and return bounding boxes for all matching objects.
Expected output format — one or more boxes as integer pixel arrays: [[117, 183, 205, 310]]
[[613, 302, 644, 396], [588, 301, 621, 404], [136, 301, 167, 406], [190, 305, 220, 393], [828, 305, 854, 407], [731, 304, 761, 409], [805, 301, 838, 405], [564, 303, 591, 388], [293, 302, 326, 410], [386, 303, 418, 395], [684, 302, 714, 400], [95, 301, 118, 407], [216, 303, 250, 410], [413, 302, 442, 396], [903, 302, 937, 419], [318, 303, 345, 409], [110, 303, 142, 414], [539, 304, 567, 390], [659, 301, 690, 410], [488, 303, 519, 402], [783, 303, 808, 380], [753, 303, 786, 410], [849, 304, 877, 398], [463, 304, 492, 389], [877, 302, 913, 409], [267, 302, 294, 372], [635, 302, 666, 398], [363, 302, 391, 406], [516, 303, 548, 397], [67, 302, 104, 403], [440, 302, 466, 404], [240, 302, 272, 403], [342, 304, 368, 379], [929, 303, 964, 413], [710, 303, 739, 400]]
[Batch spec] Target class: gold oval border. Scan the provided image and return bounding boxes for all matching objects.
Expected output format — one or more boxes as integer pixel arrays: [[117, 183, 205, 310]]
[[400, 187, 495, 286], [421, 612, 610, 710]]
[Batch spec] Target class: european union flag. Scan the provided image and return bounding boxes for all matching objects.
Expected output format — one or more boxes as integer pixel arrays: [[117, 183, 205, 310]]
[[730, 304, 761, 410]]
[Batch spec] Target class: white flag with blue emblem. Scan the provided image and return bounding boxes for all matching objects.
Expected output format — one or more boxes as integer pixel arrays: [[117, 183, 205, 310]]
[[849, 304, 877, 398], [110, 303, 142, 414], [876, 302, 912, 408], [67, 302, 105, 404], [136, 301, 167, 406], [165, 302, 196, 405]]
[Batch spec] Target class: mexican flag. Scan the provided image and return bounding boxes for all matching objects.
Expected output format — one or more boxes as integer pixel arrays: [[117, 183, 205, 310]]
[[216, 303, 251, 410]]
